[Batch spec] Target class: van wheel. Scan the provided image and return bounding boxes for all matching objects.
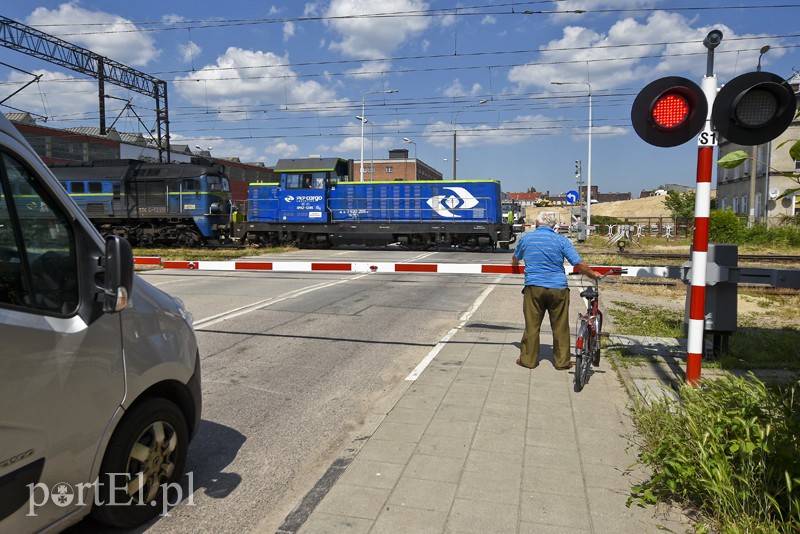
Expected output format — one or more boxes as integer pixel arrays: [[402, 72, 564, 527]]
[[91, 398, 189, 528]]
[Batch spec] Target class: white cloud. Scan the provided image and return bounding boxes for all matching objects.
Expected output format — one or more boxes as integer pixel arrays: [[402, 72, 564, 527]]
[[162, 14, 187, 24], [179, 41, 202, 64], [423, 114, 558, 148], [508, 11, 787, 92], [345, 61, 394, 79], [26, 3, 160, 67], [324, 0, 431, 59], [323, 136, 362, 153], [2, 70, 101, 122], [481, 15, 497, 25], [171, 133, 264, 162], [265, 140, 300, 157], [173, 47, 346, 112], [443, 79, 483, 98], [283, 22, 296, 41]]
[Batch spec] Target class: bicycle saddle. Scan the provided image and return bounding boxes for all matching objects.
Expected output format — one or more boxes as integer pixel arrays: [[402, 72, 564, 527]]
[[580, 287, 598, 300]]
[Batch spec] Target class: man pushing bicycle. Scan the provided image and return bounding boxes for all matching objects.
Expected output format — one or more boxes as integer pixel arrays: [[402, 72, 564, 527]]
[[512, 211, 602, 370]]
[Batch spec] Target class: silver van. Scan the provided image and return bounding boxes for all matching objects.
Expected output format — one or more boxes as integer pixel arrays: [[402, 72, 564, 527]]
[[0, 113, 201, 531]]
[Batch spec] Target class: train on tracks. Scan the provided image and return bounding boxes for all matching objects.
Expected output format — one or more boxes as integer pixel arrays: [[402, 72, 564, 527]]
[[49, 158, 233, 247], [48, 157, 515, 251]]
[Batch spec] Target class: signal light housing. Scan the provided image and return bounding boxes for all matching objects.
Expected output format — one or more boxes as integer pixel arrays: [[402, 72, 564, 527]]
[[712, 71, 797, 146], [631, 77, 708, 147]]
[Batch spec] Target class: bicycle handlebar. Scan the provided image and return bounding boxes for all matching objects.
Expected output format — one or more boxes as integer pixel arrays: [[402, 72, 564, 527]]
[[568, 268, 628, 278]]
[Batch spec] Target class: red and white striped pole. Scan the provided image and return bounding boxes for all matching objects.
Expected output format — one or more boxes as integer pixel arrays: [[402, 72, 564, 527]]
[[686, 33, 722, 385]]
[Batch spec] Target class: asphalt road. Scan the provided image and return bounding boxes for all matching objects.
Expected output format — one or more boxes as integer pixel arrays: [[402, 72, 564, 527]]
[[69, 247, 519, 533]]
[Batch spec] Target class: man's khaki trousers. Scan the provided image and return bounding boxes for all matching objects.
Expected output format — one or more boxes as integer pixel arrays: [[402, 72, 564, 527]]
[[519, 285, 571, 369]]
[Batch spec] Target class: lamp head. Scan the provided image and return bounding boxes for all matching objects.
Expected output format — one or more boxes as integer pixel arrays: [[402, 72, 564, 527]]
[[703, 30, 723, 50]]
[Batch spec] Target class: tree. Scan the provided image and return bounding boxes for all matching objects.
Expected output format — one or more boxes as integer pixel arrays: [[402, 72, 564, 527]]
[[527, 186, 537, 193], [663, 190, 696, 226]]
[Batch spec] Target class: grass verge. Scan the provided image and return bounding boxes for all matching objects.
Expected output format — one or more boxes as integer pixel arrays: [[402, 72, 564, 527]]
[[606, 294, 800, 370], [630, 373, 800, 533]]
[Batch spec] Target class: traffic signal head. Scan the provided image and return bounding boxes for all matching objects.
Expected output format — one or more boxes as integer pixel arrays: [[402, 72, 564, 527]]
[[712, 71, 797, 146], [631, 76, 708, 147]]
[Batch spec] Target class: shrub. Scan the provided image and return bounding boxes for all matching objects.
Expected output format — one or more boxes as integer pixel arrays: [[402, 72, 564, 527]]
[[709, 209, 743, 244]]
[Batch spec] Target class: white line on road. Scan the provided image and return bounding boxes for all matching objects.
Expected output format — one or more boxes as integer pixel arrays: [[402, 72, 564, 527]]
[[192, 274, 370, 330], [404, 277, 501, 381]]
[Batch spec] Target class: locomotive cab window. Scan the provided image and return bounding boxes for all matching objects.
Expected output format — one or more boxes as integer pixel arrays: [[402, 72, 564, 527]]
[[88, 181, 102, 194], [0, 151, 78, 315], [71, 182, 85, 194], [183, 178, 201, 191], [207, 175, 229, 192], [286, 172, 324, 190]]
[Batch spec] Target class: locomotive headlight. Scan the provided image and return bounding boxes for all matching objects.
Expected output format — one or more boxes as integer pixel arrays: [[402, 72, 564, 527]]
[[210, 202, 222, 214]]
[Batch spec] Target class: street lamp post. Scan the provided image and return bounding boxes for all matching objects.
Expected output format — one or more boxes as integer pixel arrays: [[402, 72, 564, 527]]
[[356, 116, 374, 180], [552, 81, 592, 231], [753, 45, 771, 225], [403, 137, 417, 180], [453, 99, 488, 180], [360, 89, 397, 182]]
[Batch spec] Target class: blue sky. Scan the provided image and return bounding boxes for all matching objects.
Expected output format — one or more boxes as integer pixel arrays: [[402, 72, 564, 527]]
[[1, 1, 797, 197]]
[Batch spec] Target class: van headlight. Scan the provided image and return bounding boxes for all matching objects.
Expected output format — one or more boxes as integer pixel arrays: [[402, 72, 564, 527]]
[[173, 296, 194, 326]]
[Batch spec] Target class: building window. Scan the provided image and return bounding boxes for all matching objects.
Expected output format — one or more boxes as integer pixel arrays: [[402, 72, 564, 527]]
[[741, 195, 747, 214], [385, 166, 393, 173], [733, 196, 739, 213]]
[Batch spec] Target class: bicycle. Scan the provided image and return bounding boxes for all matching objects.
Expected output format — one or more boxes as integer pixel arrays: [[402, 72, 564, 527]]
[[569, 269, 627, 392]]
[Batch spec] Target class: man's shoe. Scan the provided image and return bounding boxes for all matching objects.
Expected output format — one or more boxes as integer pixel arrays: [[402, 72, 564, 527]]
[[555, 361, 575, 370], [516, 358, 537, 369]]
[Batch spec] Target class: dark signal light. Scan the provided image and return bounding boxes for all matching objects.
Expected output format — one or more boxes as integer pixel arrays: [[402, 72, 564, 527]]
[[631, 77, 707, 147], [712, 71, 796, 146]]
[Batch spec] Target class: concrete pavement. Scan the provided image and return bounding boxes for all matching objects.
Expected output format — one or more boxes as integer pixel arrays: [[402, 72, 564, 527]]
[[277, 278, 693, 534]]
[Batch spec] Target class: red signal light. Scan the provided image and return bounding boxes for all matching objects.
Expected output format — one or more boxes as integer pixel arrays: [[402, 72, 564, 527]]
[[631, 76, 707, 148], [652, 93, 690, 129]]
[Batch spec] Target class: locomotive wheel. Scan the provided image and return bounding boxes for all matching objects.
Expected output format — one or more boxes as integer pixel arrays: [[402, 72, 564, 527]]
[[176, 230, 202, 248]]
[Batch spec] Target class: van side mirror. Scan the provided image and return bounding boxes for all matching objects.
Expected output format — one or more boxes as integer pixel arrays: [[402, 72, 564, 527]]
[[103, 236, 133, 312]]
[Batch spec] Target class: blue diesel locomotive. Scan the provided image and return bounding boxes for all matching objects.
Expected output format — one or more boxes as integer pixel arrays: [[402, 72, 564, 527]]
[[49, 158, 232, 247], [234, 157, 515, 250]]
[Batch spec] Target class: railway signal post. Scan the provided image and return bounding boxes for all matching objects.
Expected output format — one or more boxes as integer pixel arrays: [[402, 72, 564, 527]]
[[630, 30, 796, 385]]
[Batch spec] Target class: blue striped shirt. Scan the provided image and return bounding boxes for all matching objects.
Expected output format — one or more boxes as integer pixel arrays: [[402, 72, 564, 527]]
[[514, 227, 582, 288]]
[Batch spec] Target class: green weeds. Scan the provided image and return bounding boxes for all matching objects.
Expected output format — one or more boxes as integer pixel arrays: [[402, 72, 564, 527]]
[[630, 374, 800, 532]]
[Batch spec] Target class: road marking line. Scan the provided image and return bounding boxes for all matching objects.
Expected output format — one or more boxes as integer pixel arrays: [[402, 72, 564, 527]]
[[193, 274, 370, 330], [405, 278, 500, 381]]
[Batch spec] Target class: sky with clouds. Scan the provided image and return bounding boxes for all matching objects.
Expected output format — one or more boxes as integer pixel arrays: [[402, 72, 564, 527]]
[[0, 1, 797, 196]]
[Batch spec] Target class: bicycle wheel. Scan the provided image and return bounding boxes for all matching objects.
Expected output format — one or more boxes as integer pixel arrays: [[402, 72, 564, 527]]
[[592, 312, 603, 366], [574, 328, 591, 392]]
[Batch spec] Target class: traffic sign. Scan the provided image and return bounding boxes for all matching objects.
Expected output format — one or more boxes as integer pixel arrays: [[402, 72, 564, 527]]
[[565, 190, 579, 205]]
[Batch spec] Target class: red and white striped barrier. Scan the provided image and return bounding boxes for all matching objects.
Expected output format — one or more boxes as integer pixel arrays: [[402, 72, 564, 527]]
[[134, 256, 162, 266], [134, 257, 676, 278]]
